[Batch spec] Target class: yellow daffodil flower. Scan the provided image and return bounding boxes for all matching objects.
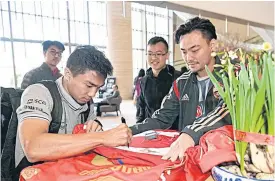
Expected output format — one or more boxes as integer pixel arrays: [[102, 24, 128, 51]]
[[262, 42, 272, 51]]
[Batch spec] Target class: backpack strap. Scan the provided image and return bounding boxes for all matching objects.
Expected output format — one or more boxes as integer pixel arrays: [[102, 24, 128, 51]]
[[82, 101, 90, 124], [38, 81, 63, 133]]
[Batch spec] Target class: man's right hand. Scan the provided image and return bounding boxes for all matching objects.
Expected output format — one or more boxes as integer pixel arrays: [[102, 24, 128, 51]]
[[102, 124, 132, 147]]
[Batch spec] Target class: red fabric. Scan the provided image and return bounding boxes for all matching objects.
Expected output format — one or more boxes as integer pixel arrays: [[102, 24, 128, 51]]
[[19, 153, 171, 181], [20, 125, 236, 181], [199, 125, 236, 172], [235, 129, 274, 145], [94, 140, 186, 181], [173, 81, 180, 99], [130, 135, 179, 148], [73, 125, 236, 180], [72, 124, 86, 134], [95, 146, 174, 166], [52, 68, 59, 76]]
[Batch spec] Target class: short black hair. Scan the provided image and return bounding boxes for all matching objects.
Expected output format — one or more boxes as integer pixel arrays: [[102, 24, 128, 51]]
[[66, 45, 113, 79], [147, 36, 169, 51], [42, 40, 65, 52], [175, 17, 217, 44], [138, 69, 145, 77]]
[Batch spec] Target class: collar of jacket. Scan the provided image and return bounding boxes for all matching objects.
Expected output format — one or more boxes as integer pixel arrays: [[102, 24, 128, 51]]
[[190, 56, 222, 83], [146, 64, 175, 80], [41, 62, 60, 75]]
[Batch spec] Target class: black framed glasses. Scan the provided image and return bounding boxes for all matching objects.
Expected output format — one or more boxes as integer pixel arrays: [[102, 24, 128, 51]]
[[49, 50, 63, 57], [146, 52, 167, 58]]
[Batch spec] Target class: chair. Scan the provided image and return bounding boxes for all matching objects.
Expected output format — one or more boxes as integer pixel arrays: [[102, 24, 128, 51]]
[[99, 96, 122, 116]]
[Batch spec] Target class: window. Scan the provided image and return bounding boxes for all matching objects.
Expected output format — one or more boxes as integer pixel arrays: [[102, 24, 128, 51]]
[[131, 3, 173, 79], [0, 1, 107, 88]]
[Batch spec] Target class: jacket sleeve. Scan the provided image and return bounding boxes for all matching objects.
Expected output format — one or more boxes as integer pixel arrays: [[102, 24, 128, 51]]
[[131, 80, 180, 135], [136, 84, 145, 123], [21, 71, 36, 89], [107, 90, 119, 99], [182, 98, 232, 145]]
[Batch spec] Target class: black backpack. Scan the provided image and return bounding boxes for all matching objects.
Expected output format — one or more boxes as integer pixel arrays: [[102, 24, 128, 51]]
[[1, 81, 90, 181]]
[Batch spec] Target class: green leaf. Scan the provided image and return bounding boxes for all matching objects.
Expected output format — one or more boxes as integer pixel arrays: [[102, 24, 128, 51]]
[[206, 65, 226, 98]]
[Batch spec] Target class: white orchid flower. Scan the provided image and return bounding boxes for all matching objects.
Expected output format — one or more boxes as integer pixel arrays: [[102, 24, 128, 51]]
[[221, 59, 227, 65], [228, 50, 238, 60]]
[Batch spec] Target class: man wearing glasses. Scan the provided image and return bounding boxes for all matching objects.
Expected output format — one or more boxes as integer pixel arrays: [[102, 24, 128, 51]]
[[21, 40, 65, 89], [136, 36, 180, 124]]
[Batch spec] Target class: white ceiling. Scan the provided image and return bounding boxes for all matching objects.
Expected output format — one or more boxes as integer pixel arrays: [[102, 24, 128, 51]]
[[136, 1, 274, 29], [170, 1, 274, 27]]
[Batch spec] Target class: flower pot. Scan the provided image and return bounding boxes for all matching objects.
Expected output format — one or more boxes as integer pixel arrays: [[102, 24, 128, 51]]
[[212, 166, 273, 181]]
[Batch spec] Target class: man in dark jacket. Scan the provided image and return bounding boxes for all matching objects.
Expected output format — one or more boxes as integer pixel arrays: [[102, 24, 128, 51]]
[[136, 36, 181, 124], [130, 17, 231, 162], [21, 40, 65, 89]]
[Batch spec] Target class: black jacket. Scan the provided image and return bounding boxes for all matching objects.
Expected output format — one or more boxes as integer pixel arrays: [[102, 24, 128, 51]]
[[131, 57, 232, 145], [136, 65, 181, 123], [21, 63, 62, 89]]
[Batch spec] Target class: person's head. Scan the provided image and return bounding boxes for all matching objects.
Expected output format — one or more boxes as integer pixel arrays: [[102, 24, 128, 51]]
[[175, 17, 217, 76], [64, 45, 113, 104], [42, 40, 65, 67], [147, 36, 169, 72], [112, 84, 118, 91], [138, 69, 145, 78]]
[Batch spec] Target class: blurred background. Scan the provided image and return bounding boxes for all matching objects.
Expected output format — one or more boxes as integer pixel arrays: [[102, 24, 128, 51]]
[[0, 1, 274, 99]]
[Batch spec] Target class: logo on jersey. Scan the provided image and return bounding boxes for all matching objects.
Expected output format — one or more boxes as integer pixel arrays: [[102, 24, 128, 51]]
[[196, 105, 203, 118], [182, 94, 189, 101], [27, 99, 46, 105], [213, 87, 220, 99], [213, 82, 224, 99]]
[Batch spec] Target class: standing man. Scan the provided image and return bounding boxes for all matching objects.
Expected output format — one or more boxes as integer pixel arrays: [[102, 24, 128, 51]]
[[130, 17, 231, 162], [136, 36, 181, 124], [21, 40, 65, 89]]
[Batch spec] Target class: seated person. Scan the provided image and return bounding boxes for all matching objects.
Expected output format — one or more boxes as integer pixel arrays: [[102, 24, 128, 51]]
[[96, 84, 120, 116], [130, 17, 231, 162], [15, 45, 132, 179]]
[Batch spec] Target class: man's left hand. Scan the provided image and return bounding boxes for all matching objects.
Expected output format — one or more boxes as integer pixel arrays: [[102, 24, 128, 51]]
[[84, 120, 103, 133], [161, 133, 195, 162]]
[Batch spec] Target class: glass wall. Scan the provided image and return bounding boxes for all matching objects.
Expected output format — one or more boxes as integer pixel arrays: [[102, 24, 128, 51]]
[[131, 3, 173, 79], [0, 1, 107, 88]]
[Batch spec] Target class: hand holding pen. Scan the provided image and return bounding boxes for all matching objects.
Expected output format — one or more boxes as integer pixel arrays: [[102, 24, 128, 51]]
[[121, 117, 130, 148], [99, 117, 132, 148]]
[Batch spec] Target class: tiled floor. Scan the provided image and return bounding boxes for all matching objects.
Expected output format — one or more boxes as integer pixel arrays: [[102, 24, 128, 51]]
[[96, 100, 137, 130]]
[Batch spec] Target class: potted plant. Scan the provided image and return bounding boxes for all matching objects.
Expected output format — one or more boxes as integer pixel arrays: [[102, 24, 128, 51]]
[[206, 42, 274, 180]]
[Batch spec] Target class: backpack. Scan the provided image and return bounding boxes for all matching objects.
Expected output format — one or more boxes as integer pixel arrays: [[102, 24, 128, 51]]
[[1, 81, 90, 181]]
